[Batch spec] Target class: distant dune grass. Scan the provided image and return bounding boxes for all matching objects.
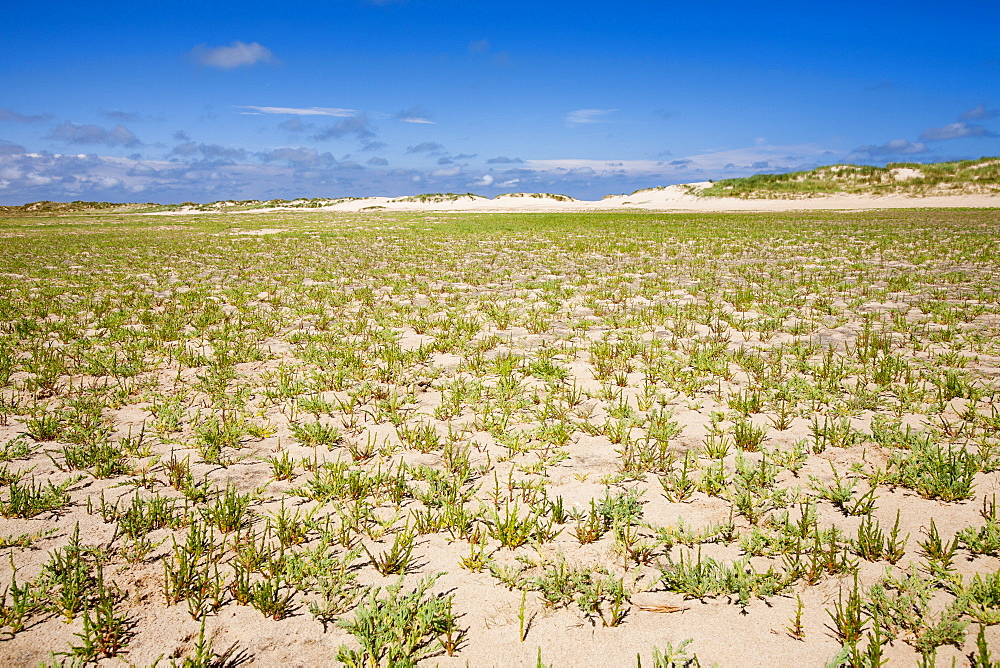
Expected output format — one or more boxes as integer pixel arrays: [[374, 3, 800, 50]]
[[697, 157, 1000, 199]]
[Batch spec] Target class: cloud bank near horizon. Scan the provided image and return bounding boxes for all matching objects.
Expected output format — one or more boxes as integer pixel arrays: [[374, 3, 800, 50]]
[[2, 92, 998, 204], [0, 134, 925, 204]]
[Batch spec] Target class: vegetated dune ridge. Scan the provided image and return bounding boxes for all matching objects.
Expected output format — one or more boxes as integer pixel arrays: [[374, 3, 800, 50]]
[[2, 208, 1000, 667], [5, 158, 1000, 216]]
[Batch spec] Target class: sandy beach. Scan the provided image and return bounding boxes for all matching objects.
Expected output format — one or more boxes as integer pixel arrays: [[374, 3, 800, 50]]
[[1, 206, 999, 667]]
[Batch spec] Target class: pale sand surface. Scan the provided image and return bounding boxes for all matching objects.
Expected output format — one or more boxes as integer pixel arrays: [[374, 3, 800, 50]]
[[2, 209, 1000, 667], [147, 186, 1000, 216]]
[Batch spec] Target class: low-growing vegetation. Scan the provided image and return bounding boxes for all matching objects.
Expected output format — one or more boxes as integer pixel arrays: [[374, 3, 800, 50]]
[[0, 206, 999, 665], [697, 157, 1000, 198]]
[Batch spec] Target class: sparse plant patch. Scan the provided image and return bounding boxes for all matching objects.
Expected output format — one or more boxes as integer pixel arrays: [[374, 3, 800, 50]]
[[1, 206, 1000, 664], [336, 575, 463, 666]]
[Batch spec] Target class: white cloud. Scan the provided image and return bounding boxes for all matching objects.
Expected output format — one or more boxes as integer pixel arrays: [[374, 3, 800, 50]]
[[960, 104, 998, 121], [525, 143, 830, 176], [469, 174, 494, 187], [192, 41, 275, 69], [239, 105, 356, 117], [565, 109, 618, 125], [395, 106, 435, 124], [406, 142, 447, 155], [260, 147, 332, 167], [919, 122, 993, 141], [851, 139, 928, 157], [48, 122, 140, 147], [0, 108, 52, 123], [431, 166, 461, 178]]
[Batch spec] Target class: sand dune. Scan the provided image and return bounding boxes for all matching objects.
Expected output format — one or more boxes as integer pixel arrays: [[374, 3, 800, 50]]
[[223, 186, 1000, 215]]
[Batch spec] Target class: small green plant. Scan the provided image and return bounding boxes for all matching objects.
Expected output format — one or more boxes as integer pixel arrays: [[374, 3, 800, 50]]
[[0, 527, 56, 550], [809, 462, 856, 511], [853, 510, 907, 563], [659, 549, 788, 605], [730, 416, 766, 452], [291, 420, 343, 448], [1, 475, 77, 518], [644, 639, 701, 667], [165, 452, 193, 490], [886, 440, 979, 502], [728, 387, 764, 416], [25, 411, 63, 441], [0, 569, 41, 635], [364, 525, 417, 575], [659, 451, 697, 502], [168, 618, 239, 667], [810, 416, 865, 451], [787, 593, 805, 640], [264, 450, 296, 480], [577, 573, 629, 627], [65, 571, 130, 661], [458, 543, 490, 573], [827, 576, 868, 650], [0, 434, 32, 461], [970, 624, 998, 668], [958, 496, 1000, 556], [336, 575, 464, 666], [485, 501, 537, 549], [249, 575, 295, 620], [917, 520, 957, 580], [200, 482, 253, 533]]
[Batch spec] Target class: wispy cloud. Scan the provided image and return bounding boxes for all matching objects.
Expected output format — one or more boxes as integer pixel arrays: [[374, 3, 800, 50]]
[[526, 143, 832, 177], [172, 142, 198, 156], [172, 142, 246, 162], [0, 108, 53, 123], [430, 165, 462, 178], [468, 39, 490, 54], [406, 141, 447, 155], [960, 104, 999, 121], [487, 156, 523, 164], [279, 118, 313, 133], [191, 41, 275, 69], [919, 122, 994, 141], [565, 109, 618, 125], [395, 106, 435, 124], [851, 139, 927, 157], [100, 110, 145, 122], [48, 122, 140, 147], [312, 114, 376, 144], [258, 147, 361, 169], [0, 140, 26, 155], [526, 158, 665, 175], [239, 105, 356, 117]]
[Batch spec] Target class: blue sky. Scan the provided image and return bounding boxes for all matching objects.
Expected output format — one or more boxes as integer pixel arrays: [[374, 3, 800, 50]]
[[1, 0, 998, 203]]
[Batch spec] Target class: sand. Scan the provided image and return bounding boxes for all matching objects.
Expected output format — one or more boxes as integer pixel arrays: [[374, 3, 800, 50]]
[[146, 187, 1000, 216], [2, 205, 1000, 667]]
